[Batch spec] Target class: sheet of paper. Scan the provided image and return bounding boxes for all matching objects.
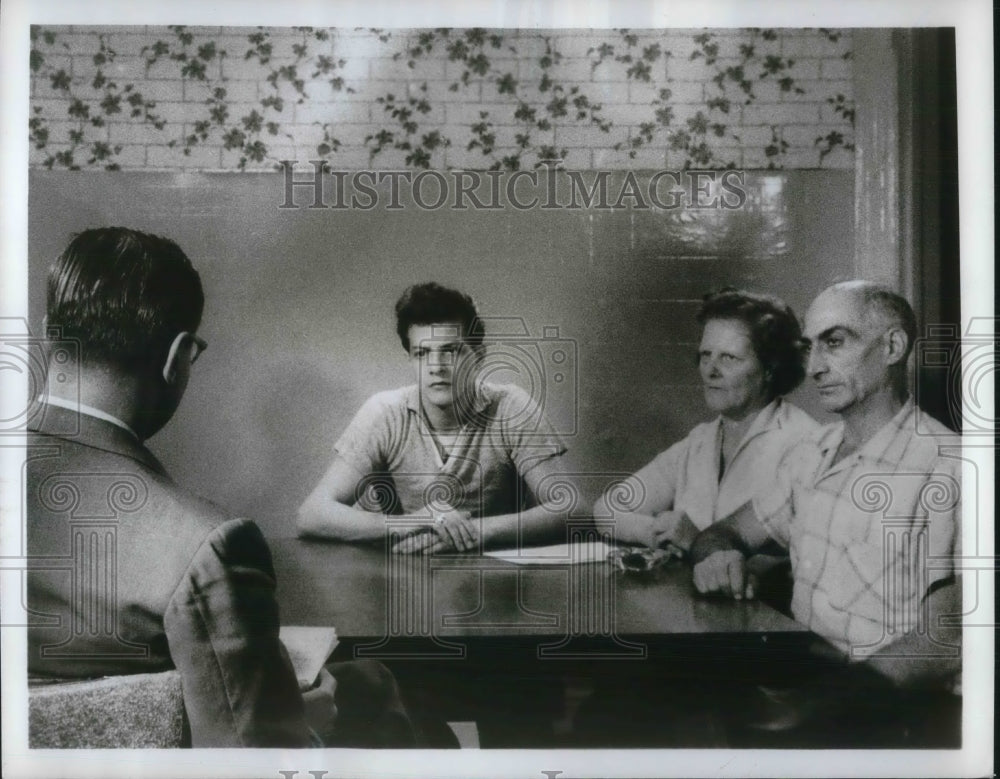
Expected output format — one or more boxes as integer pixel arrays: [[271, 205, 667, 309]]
[[484, 540, 614, 565], [278, 626, 339, 689]]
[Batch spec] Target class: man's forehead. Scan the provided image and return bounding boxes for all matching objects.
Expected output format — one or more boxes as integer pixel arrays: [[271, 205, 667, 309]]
[[804, 289, 867, 337], [409, 321, 465, 344]]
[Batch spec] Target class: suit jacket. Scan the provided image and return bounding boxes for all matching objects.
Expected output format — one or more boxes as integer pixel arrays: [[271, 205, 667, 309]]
[[26, 403, 311, 747]]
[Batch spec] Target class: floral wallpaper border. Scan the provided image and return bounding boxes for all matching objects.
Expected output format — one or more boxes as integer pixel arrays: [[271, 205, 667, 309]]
[[30, 26, 855, 171]]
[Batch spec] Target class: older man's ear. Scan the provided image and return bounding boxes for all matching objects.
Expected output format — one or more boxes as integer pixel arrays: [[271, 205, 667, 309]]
[[883, 326, 910, 367]]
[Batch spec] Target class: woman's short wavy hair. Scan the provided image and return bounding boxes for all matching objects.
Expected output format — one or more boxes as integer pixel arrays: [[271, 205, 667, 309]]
[[696, 287, 806, 400]]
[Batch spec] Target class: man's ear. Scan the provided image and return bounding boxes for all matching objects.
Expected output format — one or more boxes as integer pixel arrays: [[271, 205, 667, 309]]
[[161, 333, 187, 384], [883, 326, 909, 367]]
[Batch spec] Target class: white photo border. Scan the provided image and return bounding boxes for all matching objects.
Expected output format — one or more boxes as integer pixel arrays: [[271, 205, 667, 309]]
[[1, 1, 993, 777]]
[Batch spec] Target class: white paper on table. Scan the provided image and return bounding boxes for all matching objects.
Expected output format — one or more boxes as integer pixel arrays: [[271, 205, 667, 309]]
[[279, 625, 339, 689], [483, 540, 614, 565]]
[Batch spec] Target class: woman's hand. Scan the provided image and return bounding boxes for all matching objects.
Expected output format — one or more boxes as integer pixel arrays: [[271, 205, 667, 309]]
[[617, 511, 676, 549], [627, 510, 689, 549], [651, 511, 699, 552]]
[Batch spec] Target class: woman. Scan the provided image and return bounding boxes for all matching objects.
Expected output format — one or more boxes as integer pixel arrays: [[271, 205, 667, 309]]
[[597, 288, 818, 553]]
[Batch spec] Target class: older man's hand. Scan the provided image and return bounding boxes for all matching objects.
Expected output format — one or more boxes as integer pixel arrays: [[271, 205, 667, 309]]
[[693, 549, 757, 600]]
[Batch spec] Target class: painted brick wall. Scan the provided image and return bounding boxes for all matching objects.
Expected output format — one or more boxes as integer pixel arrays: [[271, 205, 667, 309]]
[[29, 26, 854, 171]]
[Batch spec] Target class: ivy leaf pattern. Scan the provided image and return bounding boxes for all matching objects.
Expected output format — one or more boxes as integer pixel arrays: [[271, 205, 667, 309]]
[[29, 26, 854, 171]]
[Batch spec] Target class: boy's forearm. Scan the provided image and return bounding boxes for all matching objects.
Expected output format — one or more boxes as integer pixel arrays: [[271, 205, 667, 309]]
[[478, 503, 569, 549], [296, 501, 391, 543]]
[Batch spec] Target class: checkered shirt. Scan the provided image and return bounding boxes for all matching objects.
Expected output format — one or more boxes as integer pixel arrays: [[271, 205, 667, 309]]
[[753, 400, 961, 659]]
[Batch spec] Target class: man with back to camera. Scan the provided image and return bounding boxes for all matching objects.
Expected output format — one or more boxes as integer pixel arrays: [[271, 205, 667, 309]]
[[297, 281, 572, 554], [690, 280, 962, 746], [27, 227, 418, 747]]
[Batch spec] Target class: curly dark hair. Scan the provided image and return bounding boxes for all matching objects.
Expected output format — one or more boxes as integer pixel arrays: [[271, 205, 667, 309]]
[[696, 288, 806, 400], [47, 227, 204, 368], [394, 282, 485, 352]]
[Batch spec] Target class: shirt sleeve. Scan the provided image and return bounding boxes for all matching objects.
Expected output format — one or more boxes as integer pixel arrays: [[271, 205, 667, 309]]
[[924, 452, 962, 588], [498, 386, 568, 477], [752, 444, 799, 549], [333, 393, 394, 476], [164, 518, 311, 748], [622, 438, 688, 516]]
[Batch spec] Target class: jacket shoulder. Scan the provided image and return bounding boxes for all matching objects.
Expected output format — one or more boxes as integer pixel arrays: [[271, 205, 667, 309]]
[[27, 430, 238, 548], [169, 489, 237, 532]]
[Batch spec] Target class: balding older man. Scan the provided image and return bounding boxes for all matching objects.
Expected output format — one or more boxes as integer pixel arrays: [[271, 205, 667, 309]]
[[690, 281, 962, 746]]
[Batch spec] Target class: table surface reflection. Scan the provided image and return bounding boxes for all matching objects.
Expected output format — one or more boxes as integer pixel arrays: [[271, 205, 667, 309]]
[[271, 538, 808, 647]]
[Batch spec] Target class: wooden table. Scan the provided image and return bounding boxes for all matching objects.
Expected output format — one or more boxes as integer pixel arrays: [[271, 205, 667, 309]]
[[270, 537, 813, 746], [271, 539, 955, 749], [271, 537, 808, 659]]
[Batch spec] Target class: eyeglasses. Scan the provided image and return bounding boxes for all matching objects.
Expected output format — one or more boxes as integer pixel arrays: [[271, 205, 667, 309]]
[[188, 333, 208, 364], [172, 332, 207, 364]]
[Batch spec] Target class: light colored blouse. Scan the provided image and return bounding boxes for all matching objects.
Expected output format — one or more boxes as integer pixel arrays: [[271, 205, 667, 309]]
[[625, 398, 819, 530]]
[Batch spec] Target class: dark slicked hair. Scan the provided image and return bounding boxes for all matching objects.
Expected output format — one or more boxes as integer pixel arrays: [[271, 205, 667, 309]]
[[394, 282, 485, 352], [697, 287, 806, 400], [47, 227, 204, 368]]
